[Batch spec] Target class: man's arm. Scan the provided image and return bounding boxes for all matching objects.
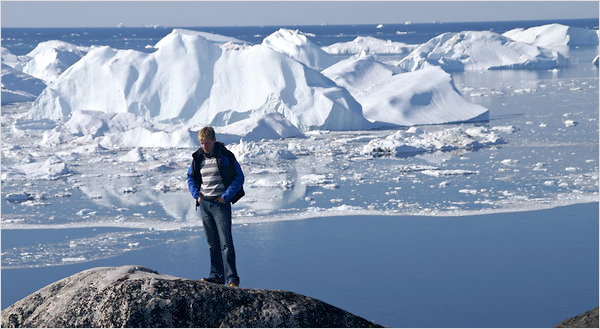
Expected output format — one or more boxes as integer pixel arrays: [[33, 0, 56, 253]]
[[222, 156, 244, 203], [187, 162, 201, 200]]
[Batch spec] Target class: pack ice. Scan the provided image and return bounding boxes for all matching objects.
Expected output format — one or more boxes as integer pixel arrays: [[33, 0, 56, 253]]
[[398, 30, 568, 71]]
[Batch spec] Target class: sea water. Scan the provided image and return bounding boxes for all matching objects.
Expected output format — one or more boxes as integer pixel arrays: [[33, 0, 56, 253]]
[[2, 18, 598, 55], [1, 19, 599, 327]]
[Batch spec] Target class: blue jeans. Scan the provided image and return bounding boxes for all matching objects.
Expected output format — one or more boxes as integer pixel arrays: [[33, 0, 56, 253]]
[[199, 199, 239, 285]]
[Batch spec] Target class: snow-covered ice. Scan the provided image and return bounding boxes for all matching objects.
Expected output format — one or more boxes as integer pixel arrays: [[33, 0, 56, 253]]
[[323, 55, 488, 126], [322, 36, 418, 55], [362, 125, 505, 157], [27, 29, 370, 132], [262, 28, 337, 70], [502, 23, 598, 54], [21, 40, 90, 83], [398, 30, 567, 71], [1, 64, 46, 104]]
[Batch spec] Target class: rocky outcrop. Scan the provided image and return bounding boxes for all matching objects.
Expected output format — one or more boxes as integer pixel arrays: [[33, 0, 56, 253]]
[[555, 306, 599, 328], [1, 265, 381, 328]]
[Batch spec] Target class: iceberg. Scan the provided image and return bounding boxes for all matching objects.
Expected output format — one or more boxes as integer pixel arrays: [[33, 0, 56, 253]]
[[323, 54, 488, 126], [22, 40, 90, 83], [2, 47, 29, 70], [262, 28, 337, 70], [1, 64, 47, 104], [28, 29, 371, 132], [502, 23, 599, 54], [398, 30, 567, 71], [322, 36, 418, 55], [214, 112, 303, 143]]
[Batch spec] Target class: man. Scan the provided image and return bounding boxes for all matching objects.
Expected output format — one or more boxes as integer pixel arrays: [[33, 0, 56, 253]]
[[187, 126, 245, 287]]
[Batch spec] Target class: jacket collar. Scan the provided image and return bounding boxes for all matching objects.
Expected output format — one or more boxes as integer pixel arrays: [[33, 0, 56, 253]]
[[193, 142, 225, 159]]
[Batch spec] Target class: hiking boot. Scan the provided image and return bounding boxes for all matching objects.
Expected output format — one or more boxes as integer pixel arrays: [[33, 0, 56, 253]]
[[201, 277, 224, 284]]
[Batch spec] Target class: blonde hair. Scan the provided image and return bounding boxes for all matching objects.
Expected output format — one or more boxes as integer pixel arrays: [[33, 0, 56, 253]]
[[198, 126, 216, 142]]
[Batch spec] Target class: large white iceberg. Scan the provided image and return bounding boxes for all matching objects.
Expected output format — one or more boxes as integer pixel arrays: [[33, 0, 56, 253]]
[[323, 54, 488, 126], [22, 40, 90, 83], [262, 28, 337, 71], [399, 30, 567, 71], [28, 29, 370, 132], [1, 63, 47, 104], [502, 23, 599, 54], [322, 36, 418, 55]]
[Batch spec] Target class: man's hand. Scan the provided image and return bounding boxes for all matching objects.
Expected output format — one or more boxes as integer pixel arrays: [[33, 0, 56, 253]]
[[217, 196, 227, 204], [197, 197, 202, 203]]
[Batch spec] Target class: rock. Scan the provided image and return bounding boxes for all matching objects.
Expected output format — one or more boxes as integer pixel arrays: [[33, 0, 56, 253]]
[[555, 306, 599, 328], [1, 265, 381, 328]]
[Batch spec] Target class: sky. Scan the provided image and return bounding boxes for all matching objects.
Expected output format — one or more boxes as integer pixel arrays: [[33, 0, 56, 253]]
[[1, 1, 598, 28]]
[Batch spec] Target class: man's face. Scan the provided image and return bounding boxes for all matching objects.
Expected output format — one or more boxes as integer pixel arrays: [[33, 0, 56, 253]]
[[200, 137, 216, 154]]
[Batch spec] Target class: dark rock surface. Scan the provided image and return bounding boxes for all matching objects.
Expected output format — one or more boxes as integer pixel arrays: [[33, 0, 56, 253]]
[[555, 306, 599, 328], [1, 265, 381, 328]]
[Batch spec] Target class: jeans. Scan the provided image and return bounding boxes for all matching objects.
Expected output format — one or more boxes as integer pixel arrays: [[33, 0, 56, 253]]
[[199, 198, 239, 285]]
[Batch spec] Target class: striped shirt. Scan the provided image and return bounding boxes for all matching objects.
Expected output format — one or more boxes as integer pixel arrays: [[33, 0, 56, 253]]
[[200, 156, 226, 198]]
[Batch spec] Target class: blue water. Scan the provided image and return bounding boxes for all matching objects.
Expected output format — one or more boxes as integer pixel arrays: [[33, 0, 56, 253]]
[[2, 18, 598, 55], [2, 203, 598, 327]]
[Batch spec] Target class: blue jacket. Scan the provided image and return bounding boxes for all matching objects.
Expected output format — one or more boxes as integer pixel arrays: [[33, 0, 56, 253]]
[[187, 142, 245, 204]]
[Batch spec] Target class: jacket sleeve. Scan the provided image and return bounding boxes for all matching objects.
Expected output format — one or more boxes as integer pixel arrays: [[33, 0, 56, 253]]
[[222, 156, 244, 202], [187, 162, 200, 200]]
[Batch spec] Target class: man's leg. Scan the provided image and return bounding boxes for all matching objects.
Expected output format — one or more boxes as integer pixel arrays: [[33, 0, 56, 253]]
[[213, 202, 239, 285], [200, 200, 224, 282]]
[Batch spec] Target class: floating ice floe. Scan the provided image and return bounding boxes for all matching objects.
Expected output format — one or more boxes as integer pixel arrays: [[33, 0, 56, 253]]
[[322, 36, 418, 55], [119, 147, 147, 162], [420, 169, 479, 177], [323, 55, 488, 126], [228, 140, 298, 163], [262, 28, 337, 71], [5, 192, 34, 203], [362, 125, 506, 157], [398, 30, 567, 71], [2, 156, 74, 181], [28, 29, 370, 132], [502, 23, 599, 55], [501, 159, 519, 165]]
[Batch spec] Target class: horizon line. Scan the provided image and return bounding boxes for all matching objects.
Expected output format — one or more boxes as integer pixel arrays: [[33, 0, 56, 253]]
[[2, 17, 599, 29]]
